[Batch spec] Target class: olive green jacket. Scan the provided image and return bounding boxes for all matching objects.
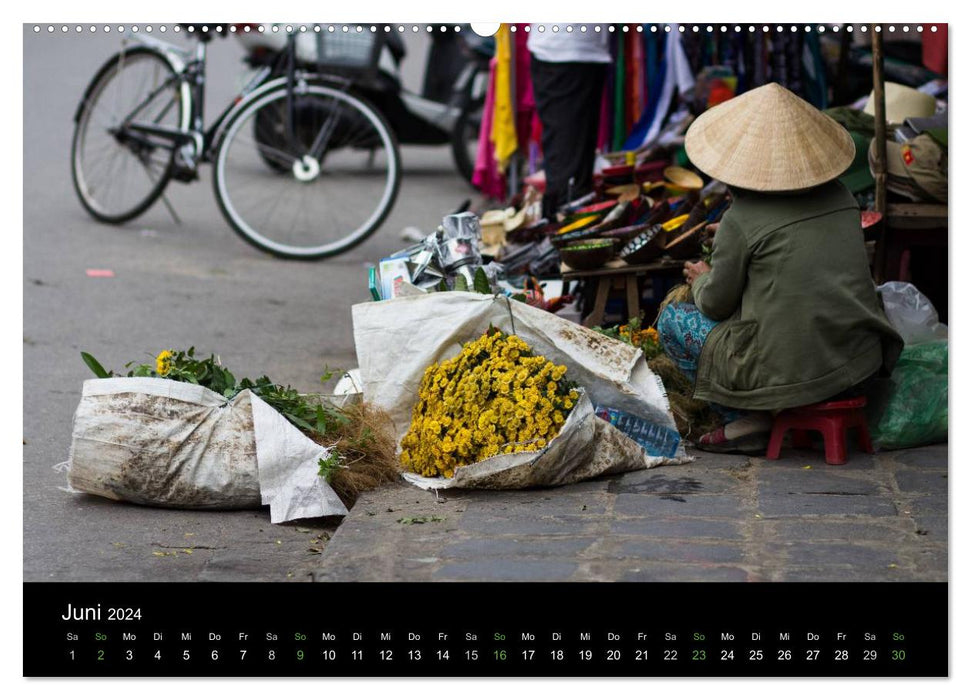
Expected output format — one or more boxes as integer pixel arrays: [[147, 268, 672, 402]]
[[690, 181, 903, 410]]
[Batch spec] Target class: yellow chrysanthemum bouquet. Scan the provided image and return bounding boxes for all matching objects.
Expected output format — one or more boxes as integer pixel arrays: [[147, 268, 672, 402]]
[[400, 326, 580, 478]]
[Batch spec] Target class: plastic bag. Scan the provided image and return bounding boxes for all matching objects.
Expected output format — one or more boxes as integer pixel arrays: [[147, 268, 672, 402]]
[[868, 340, 948, 450], [351, 292, 688, 491], [65, 377, 348, 523], [877, 281, 948, 346]]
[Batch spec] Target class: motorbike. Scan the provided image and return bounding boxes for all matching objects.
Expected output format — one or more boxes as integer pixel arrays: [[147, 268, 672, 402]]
[[234, 25, 493, 183]]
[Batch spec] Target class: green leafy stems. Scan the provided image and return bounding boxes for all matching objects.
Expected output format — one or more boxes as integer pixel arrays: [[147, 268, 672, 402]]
[[442, 266, 494, 294], [81, 348, 350, 478]]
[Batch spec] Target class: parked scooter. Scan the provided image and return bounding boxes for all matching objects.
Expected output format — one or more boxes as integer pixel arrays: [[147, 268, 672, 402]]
[[234, 25, 493, 183]]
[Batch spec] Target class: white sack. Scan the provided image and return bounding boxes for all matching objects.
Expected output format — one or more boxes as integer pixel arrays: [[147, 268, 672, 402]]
[[351, 293, 688, 490], [66, 377, 347, 523]]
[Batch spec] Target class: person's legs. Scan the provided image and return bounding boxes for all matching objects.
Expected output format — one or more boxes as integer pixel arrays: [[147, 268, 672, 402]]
[[570, 62, 606, 199], [531, 60, 606, 219], [657, 302, 770, 451], [656, 301, 718, 384]]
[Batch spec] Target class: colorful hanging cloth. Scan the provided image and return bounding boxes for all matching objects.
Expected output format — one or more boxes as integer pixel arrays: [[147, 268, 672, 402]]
[[472, 60, 507, 200], [491, 24, 518, 171], [624, 27, 695, 150], [612, 28, 626, 151]]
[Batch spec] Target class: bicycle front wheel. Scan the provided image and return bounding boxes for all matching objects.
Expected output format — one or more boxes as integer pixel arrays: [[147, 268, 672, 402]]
[[213, 84, 401, 259], [71, 47, 188, 223]]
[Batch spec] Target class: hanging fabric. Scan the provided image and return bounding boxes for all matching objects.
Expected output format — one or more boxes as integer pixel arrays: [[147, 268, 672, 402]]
[[922, 25, 947, 76], [623, 26, 695, 150], [801, 30, 828, 109], [612, 28, 627, 151], [512, 27, 537, 161], [627, 29, 646, 133], [597, 79, 610, 153], [491, 24, 518, 172], [472, 61, 507, 200]]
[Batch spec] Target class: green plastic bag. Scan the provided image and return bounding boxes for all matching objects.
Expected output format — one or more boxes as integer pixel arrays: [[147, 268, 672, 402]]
[[868, 340, 948, 450]]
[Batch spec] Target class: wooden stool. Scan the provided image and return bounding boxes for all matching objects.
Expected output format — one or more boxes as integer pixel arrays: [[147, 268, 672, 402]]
[[584, 274, 640, 328], [765, 397, 874, 466]]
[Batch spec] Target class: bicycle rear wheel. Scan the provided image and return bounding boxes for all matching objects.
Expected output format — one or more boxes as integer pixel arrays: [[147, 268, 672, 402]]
[[71, 47, 188, 223], [213, 83, 401, 260]]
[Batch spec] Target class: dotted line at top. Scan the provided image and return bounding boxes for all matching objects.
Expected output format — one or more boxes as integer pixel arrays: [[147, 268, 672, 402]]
[[31, 23, 942, 35]]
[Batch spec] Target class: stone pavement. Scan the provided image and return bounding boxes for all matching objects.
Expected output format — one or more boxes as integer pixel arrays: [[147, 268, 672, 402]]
[[313, 443, 947, 582]]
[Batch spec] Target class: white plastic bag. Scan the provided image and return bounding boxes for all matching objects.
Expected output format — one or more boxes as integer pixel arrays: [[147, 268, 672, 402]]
[[65, 377, 347, 523], [352, 292, 688, 490], [878, 281, 948, 345]]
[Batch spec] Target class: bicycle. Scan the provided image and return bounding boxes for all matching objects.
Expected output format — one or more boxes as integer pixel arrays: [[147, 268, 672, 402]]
[[71, 25, 401, 259]]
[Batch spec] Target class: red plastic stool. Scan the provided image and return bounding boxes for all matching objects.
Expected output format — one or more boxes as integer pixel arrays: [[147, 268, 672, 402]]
[[765, 397, 874, 466]]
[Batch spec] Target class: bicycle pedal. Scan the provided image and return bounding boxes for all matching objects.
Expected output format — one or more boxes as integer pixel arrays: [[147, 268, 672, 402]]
[[170, 166, 199, 183]]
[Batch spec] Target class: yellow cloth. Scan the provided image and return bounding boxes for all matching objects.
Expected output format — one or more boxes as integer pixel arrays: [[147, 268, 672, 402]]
[[490, 24, 518, 172]]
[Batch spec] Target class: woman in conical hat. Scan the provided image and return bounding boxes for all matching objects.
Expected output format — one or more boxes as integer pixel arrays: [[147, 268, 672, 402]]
[[656, 83, 903, 454]]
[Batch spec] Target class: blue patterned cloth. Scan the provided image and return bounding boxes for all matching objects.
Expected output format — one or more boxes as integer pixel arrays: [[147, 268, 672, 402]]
[[657, 302, 742, 422], [657, 302, 717, 383]]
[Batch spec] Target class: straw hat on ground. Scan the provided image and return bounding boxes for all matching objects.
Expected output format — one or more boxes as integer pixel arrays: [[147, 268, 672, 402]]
[[864, 81, 936, 124], [684, 82, 855, 192]]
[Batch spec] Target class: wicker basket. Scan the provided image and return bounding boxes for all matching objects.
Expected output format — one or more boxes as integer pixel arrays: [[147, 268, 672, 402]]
[[312, 30, 383, 78]]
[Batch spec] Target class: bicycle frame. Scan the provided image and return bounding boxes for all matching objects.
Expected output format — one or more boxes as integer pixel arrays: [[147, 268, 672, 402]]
[[116, 30, 355, 167]]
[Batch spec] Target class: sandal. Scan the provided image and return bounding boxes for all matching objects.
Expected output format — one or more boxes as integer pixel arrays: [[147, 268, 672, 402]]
[[695, 426, 770, 455]]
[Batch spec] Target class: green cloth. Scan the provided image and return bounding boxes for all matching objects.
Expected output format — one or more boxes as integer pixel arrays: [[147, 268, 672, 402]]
[[924, 127, 947, 147], [690, 181, 903, 411], [824, 107, 876, 138], [839, 131, 876, 194]]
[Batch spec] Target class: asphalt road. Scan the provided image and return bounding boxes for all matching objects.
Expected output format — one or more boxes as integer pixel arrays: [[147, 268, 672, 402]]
[[23, 25, 473, 581]]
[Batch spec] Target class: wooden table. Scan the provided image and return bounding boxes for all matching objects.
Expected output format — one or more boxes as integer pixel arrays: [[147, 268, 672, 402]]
[[560, 258, 685, 328]]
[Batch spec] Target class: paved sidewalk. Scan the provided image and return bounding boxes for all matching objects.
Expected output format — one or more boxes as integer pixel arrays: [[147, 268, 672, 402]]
[[314, 443, 947, 582]]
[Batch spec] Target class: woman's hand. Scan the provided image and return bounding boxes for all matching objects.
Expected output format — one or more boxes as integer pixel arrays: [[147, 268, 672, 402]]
[[683, 260, 712, 285]]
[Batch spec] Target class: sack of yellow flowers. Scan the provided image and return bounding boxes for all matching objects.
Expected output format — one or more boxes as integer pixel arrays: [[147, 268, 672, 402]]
[[352, 293, 688, 490], [399, 328, 581, 478]]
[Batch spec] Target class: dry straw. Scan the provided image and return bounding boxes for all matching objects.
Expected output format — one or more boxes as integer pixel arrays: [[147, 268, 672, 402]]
[[685, 82, 855, 192], [310, 401, 401, 507], [648, 354, 721, 440]]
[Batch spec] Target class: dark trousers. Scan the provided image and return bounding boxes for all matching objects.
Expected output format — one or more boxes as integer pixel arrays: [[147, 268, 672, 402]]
[[530, 58, 606, 220]]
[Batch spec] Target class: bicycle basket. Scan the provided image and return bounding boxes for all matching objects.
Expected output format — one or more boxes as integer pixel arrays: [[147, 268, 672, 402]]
[[313, 30, 382, 77]]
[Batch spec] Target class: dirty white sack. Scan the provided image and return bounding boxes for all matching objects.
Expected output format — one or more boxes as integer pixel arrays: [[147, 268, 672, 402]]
[[65, 377, 347, 523], [352, 292, 687, 490]]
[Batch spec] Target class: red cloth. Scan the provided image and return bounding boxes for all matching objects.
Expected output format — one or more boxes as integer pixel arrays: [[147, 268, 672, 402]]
[[922, 25, 947, 76], [472, 60, 507, 200], [513, 27, 536, 160], [628, 30, 645, 129], [597, 82, 610, 152]]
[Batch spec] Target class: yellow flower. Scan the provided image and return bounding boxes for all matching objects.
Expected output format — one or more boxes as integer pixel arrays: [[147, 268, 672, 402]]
[[399, 330, 581, 477], [155, 350, 174, 376]]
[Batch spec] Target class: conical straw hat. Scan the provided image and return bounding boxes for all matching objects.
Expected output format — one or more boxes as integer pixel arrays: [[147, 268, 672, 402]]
[[685, 83, 855, 192], [864, 81, 936, 124]]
